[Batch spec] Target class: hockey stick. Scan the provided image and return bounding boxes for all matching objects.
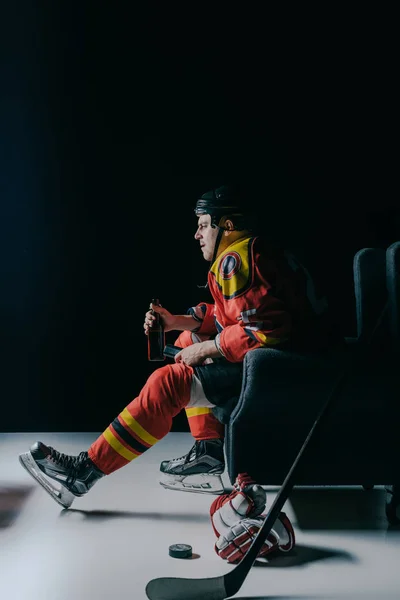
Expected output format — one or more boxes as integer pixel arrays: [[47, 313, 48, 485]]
[[146, 304, 388, 600]]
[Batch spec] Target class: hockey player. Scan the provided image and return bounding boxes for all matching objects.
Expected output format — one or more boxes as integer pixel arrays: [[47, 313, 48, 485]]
[[19, 184, 340, 511]]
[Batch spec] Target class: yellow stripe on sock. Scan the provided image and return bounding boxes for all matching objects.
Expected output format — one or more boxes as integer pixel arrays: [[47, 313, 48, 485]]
[[185, 407, 212, 418], [120, 408, 159, 446], [103, 428, 139, 461]]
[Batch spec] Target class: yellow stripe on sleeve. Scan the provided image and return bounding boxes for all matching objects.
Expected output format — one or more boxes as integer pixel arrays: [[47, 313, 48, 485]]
[[256, 332, 287, 346], [120, 408, 159, 446], [103, 428, 139, 461]]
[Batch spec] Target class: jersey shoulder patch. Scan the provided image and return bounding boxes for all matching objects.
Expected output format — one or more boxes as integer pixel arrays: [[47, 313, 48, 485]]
[[211, 237, 255, 299]]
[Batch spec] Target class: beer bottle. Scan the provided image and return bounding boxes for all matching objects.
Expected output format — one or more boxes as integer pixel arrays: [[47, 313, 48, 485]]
[[147, 298, 165, 361]]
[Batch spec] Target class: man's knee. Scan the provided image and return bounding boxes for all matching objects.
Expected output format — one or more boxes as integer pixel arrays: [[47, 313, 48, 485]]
[[146, 363, 193, 411]]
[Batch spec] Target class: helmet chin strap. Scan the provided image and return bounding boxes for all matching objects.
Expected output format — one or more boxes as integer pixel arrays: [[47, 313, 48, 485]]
[[210, 225, 225, 267], [197, 224, 225, 289]]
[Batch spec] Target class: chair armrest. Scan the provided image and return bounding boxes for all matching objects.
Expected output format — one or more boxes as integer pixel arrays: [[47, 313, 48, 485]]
[[229, 347, 342, 425]]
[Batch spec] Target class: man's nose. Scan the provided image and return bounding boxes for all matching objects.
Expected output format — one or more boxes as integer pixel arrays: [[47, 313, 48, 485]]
[[194, 229, 201, 240]]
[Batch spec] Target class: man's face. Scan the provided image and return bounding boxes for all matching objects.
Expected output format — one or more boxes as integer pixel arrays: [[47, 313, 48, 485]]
[[194, 214, 219, 261]]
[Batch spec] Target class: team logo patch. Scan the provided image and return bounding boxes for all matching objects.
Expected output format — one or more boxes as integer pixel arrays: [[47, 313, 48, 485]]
[[219, 252, 241, 280], [211, 237, 254, 299]]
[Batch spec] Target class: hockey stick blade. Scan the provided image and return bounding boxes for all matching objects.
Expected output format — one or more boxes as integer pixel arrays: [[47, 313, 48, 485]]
[[146, 305, 388, 600], [145, 575, 227, 600]]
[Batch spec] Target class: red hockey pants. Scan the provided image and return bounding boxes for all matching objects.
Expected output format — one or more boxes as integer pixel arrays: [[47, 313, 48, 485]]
[[88, 331, 224, 474]]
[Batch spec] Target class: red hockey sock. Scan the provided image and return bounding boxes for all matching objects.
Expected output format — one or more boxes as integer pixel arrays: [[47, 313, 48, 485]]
[[88, 363, 193, 474]]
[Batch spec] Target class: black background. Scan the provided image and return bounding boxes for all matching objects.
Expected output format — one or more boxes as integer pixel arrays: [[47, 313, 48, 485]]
[[1, 5, 397, 432]]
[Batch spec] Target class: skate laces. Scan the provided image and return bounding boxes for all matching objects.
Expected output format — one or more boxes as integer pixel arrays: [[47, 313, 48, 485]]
[[184, 439, 223, 463], [168, 441, 200, 466], [48, 448, 88, 485], [185, 441, 201, 463], [169, 439, 222, 466]]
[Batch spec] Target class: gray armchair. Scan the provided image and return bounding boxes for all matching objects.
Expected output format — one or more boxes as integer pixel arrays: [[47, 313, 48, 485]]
[[385, 241, 400, 523], [386, 241, 400, 352], [225, 246, 399, 523]]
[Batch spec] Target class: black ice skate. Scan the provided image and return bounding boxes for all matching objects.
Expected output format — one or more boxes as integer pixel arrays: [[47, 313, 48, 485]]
[[159, 439, 225, 495], [19, 442, 104, 509]]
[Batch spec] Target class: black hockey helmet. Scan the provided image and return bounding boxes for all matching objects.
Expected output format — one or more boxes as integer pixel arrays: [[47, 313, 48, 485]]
[[194, 184, 253, 231]]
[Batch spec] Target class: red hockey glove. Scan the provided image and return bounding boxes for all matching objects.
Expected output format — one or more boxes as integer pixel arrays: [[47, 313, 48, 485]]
[[210, 473, 295, 563]]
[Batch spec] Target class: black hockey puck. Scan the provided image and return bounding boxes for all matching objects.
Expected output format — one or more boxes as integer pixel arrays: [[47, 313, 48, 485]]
[[168, 543, 193, 559]]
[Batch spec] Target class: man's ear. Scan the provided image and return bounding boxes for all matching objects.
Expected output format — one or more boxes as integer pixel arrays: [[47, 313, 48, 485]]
[[224, 219, 234, 235]]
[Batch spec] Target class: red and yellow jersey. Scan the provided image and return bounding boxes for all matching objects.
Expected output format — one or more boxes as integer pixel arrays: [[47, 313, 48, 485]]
[[188, 236, 340, 363]]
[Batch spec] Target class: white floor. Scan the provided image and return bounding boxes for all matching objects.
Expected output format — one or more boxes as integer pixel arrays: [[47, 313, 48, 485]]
[[0, 432, 399, 600]]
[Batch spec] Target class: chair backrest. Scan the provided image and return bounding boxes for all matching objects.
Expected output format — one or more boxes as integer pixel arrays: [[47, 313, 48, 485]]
[[353, 247, 386, 341], [386, 241, 400, 351]]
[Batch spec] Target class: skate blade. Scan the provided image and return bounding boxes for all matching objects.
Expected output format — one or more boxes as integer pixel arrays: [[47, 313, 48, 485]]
[[18, 452, 75, 509], [159, 472, 225, 495]]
